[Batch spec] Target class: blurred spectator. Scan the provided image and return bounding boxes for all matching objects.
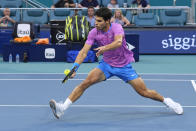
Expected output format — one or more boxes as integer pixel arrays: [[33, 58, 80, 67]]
[[86, 6, 95, 27], [132, 0, 150, 8], [51, 0, 75, 8], [72, 9, 80, 16], [0, 8, 15, 27], [107, 0, 119, 8], [110, 9, 130, 27], [78, 0, 99, 8]]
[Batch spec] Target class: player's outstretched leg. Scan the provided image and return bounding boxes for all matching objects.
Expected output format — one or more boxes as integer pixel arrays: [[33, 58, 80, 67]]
[[49, 68, 106, 119], [128, 77, 183, 115]]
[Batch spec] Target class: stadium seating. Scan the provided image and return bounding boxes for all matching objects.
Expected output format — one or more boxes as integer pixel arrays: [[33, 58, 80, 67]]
[[125, 10, 133, 23], [101, 0, 127, 7], [74, 0, 100, 6], [102, 0, 110, 7], [22, 9, 48, 25], [70, 9, 82, 16], [133, 13, 159, 26], [0, 9, 3, 16], [50, 9, 70, 21], [159, 9, 187, 26], [149, 0, 191, 7], [0, 0, 22, 8], [118, 0, 126, 7], [9, 9, 20, 26], [127, 0, 134, 7], [52, 0, 59, 5], [76, 0, 83, 3], [81, 9, 88, 16]]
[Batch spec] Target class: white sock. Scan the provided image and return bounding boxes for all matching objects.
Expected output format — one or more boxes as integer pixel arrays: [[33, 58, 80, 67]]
[[62, 98, 72, 111], [163, 97, 167, 104]]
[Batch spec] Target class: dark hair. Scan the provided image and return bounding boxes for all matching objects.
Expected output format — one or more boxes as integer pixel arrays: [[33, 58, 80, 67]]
[[88, 6, 94, 10], [95, 7, 112, 21]]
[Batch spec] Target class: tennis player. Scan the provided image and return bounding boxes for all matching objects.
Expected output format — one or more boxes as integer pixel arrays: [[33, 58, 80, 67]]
[[49, 7, 183, 119]]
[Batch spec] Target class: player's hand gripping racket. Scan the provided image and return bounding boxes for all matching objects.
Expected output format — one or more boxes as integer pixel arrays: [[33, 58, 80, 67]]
[[62, 66, 77, 83]]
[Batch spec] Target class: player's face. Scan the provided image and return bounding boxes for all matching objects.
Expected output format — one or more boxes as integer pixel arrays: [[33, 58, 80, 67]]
[[95, 16, 108, 30]]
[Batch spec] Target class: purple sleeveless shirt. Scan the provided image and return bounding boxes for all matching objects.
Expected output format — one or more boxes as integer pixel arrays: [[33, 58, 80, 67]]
[[86, 23, 135, 67]]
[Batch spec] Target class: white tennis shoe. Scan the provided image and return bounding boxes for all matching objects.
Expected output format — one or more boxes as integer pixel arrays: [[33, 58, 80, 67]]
[[164, 98, 183, 115], [49, 99, 64, 119]]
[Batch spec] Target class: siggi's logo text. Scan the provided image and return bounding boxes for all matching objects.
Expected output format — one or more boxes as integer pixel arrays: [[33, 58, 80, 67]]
[[162, 35, 196, 50]]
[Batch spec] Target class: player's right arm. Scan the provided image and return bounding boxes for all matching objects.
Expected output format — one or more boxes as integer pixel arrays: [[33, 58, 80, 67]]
[[74, 28, 96, 64], [74, 43, 92, 65], [70, 28, 96, 77]]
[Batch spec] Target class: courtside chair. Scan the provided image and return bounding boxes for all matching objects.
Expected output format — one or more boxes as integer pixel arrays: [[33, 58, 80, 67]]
[[50, 9, 70, 21], [125, 10, 133, 23], [118, 0, 126, 7], [81, 9, 88, 16], [121, 8, 127, 16], [52, 0, 59, 5], [133, 13, 159, 26], [70, 10, 82, 16], [160, 9, 187, 26], [74, 0, 83, 3], [22, 9, 48, 25], [102, 0, 110, 7], [73, 0, 82, 4], [127, 0, 134, 7], [73, 0, 100, 7], [9, 9, 20, 26], [0, 9, 3, 17]]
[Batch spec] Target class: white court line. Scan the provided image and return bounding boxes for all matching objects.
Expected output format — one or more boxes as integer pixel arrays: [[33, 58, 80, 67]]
[[191, 80, 196, 92], [0, 104, 195, 108], [0, 73, 196, 75], [0, 79, 194, 82]]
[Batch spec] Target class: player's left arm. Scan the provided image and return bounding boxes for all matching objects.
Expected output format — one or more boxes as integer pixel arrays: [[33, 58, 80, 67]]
[[94, 35, 123, 57]]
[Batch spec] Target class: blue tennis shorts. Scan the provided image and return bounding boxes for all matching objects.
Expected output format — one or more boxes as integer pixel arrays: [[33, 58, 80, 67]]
[[97, 60, 139, 82]]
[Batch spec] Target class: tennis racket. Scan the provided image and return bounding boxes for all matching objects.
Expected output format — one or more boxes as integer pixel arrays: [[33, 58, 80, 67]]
[[62, 66, 77, 83]]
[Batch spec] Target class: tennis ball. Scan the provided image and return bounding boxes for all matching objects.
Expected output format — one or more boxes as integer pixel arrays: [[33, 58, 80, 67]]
[[64, 69, 70, 76]]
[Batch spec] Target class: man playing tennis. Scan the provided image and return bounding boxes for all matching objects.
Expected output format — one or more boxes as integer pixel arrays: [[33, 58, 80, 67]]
[[49, 7, 183, 119]]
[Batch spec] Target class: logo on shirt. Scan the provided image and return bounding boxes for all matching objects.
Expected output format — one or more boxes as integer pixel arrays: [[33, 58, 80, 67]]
[[131, 74, 136, 77], [126, 42, 135, 51]]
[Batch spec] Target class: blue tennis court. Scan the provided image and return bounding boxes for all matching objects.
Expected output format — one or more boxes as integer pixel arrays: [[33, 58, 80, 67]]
[[0, 72, 196, 131]]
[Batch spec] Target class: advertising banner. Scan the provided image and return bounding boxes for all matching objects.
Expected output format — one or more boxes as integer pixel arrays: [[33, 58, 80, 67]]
[[126, 29, 196, 54]]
